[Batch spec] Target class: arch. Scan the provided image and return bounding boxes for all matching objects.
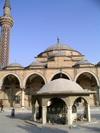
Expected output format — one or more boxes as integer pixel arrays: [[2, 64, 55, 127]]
[[72, 96, 89, 105], [43, 96, 68, 107], [0, 73, 22, 89], [32, 96, 42, 106], [46, 97, 68, 124], [74, 70, 100, 87], [23, 72, 47, 88], [49, 71, 72, 82], [72, 96, 90, 121]]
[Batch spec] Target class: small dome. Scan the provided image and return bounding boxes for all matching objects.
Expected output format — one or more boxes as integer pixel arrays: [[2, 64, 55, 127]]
[[75, 60, 90, 65], [8, 62, 22, 67], [45, 43, 73, 52], [30, 61, 44, 66], [38, 79, 84, 94], [51, 51, 67, 57], [96, 61, 100, 66]]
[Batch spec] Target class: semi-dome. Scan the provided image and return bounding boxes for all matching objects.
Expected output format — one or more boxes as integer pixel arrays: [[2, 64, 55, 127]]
[[75, 60, 90, 65], [8, 62, 22, 67], [51, 51, 67, 57], [45, 42, 73, 52], [30, 61, 44, 66], [37, 78, 84, 94]]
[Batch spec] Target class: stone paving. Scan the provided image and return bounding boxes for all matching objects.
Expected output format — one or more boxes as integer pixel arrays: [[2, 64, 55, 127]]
[[0, 108, 100, 133]]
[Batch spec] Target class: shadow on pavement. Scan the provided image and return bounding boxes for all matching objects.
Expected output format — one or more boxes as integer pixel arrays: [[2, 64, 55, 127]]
[[16, 124, 68, 133], [5, 112, 32, 120], [81, 125, 100, 133]]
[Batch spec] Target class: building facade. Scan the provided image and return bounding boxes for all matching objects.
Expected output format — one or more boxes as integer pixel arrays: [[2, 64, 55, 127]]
[[0, 0, 100, 107]]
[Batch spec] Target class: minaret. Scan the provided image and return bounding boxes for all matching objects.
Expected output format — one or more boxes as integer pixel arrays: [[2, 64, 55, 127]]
[[0, 0, 13, 69]]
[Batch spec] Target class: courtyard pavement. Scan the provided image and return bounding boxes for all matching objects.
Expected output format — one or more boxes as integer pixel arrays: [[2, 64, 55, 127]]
[[0, 107, 100, 133]]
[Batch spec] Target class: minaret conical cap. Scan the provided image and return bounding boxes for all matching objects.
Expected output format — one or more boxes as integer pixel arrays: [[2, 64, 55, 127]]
[[4, 0, 11, 9]]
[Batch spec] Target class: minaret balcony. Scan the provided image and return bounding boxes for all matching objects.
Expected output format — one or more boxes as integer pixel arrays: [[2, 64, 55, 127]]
[[0, 16, 13, 27]]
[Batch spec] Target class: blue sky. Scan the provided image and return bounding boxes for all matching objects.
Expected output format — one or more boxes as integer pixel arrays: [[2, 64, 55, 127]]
[[0, 0, 100, 67]]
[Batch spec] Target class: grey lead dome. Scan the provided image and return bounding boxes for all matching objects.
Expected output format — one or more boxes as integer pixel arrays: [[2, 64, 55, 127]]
[[8, 62, 22, 67], [75, 60, 90, 65], [30, 61, 44, 66], [51, 51, 67, 57], [45, 43, 73, 52], [97, 61, 100, 66]]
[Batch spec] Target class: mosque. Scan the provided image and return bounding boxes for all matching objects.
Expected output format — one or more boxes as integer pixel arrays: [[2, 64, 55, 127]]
[[0, 0, 100, 117]]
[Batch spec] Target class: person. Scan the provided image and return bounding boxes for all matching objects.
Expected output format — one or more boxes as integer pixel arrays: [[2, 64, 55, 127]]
[[11, 106, 15, 117], [1, 100, 4, 112]]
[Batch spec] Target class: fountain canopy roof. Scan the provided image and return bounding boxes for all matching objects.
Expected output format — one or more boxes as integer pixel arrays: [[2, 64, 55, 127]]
[[38, 79, 84, 94]]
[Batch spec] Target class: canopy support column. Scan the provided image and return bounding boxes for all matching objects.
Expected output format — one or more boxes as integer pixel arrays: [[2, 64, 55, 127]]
[[32, 104, 36, 121], [67, 105, 72, 125], [86, 103, 91, 122], [42, 106, 47, 124]]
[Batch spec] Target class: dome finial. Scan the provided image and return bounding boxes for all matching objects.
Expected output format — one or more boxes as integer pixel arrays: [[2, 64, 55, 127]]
[[57, 36, 59, 43]]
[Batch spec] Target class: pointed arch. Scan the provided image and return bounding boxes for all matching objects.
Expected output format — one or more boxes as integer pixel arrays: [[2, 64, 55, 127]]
[[72, 96, 89, 105], [74, 70, 100, 86], [0, 73, 22, 89], [49, 71, 72, 82], [23, 72, 47, 88], [44, 96, 67, 107]]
